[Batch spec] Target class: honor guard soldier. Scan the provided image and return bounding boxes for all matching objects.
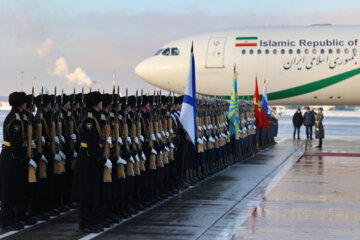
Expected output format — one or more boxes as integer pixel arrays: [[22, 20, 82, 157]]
[[0, 92, 30, 230], [72, 91, 112, 233]]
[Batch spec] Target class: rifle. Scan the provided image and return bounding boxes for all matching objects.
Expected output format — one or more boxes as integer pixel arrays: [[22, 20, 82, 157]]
[[148, 92, 156, 170], [124, 89, 135, 176], [115, 86, 126, 178], [52, 88, 60, 174], [136, 90, 145, 171], [103, 87, 114, 182], [79, 87, 84, 122], [155, 91, 164, 167], [132, 90, 141, 175], [28, 87, 37, 183], [57, 90, 65, 173], [38, 87, 47, 179], [69, 89, 76, 169]]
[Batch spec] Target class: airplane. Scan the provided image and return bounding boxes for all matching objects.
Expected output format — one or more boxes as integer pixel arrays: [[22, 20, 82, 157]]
[[135, 24, 360, 105]]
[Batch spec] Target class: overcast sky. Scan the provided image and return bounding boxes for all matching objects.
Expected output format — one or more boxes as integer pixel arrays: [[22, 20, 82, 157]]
[[1, 0, 360, 96]]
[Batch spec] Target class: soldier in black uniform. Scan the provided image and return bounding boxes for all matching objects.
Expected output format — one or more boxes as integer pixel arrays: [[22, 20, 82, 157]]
[[315, 107, 324, 148], [0, 92, 30, 230], [72, 91, 112, 233]]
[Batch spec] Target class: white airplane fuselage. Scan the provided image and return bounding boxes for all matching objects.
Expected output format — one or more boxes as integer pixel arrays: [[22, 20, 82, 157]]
[[135, 25, 360, 105]]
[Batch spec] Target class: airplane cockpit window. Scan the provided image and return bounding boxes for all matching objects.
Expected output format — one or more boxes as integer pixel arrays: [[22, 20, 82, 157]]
[[353, 48, 357, 54], [171, 48, 180, 56], [155, 49, 164, 55], [344, 48, 349, 54], [162, 48, 170, 56]]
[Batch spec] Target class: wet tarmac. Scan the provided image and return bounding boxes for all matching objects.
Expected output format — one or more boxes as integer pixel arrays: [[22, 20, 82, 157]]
[[3, 139, 360, 240]]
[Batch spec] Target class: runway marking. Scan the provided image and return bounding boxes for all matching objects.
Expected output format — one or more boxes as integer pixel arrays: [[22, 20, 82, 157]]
[[0, 210, 75, 239], [304, 152, 360, 157]]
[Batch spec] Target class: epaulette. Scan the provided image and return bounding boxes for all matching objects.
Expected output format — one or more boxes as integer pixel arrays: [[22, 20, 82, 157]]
[[101, 114, 106, 121], [15, 113, 21, 120], [22, 114, 28, 121], [110, 112, 114, 118], [67, 111, 71, 117]]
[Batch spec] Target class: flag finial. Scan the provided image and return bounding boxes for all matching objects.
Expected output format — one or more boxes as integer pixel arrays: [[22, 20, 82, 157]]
[[191, 41, 193, 53]]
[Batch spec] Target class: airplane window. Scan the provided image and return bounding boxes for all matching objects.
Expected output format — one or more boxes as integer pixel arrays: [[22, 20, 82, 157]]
[[273, 49, 277, 54], [154, 49, 164, 55], [328, 49, 333, 54], [353, 48, 357, 54], [320, 49, 325, 54], [242, 49, 246, 54], [249, 50, 254, 55], [162, 48, 170, 56], [265, 49, 269, 54], [344, 48, 349, 54], [289, 49, 293, 54], [336, 49, 341, 54], [312, 49, 317, 54], [171, 48, 179, 56], [281, 49, 285, 54], [257, 49, 261, 54], [305, 49, 309, 54], [297, 49, 301, 54]]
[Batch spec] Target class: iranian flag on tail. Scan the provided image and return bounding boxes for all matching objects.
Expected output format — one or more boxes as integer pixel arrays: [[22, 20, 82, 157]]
[[235, 37, 258, 47]]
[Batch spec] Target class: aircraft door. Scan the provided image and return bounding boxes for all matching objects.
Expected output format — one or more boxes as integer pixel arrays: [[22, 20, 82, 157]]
[[206, 37, 226, 68]]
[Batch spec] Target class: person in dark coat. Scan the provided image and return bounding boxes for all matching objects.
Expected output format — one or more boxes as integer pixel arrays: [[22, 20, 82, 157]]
[[303, 107, 315, 139], [292, 109, 303, 139], [0, 92, 31, 230], [72, 91, 112, 233], [315, 107, 324, 148]]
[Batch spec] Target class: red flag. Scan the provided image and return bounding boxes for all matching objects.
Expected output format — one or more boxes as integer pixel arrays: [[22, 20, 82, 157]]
[[253, 77, 269, 130]]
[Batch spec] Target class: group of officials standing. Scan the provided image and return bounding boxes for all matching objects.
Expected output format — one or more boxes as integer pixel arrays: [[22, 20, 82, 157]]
[[292, 107, 325, 148], [0, 90, 278, 233]]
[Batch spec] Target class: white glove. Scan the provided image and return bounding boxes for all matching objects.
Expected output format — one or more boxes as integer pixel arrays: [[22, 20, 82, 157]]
[[41, 136, 46, 145], [202, 136, 207, 141], [198, 126, 202, 131], [61, 136, 65, 143], [127, 136, 132, 144], [117, 137, 123, 145], [170, 143, 175, 149], [134, 137, 139, 144], [157, 133, 162, 139], [54, 154, 61, 162], [41, 155, 48, 163], [104, 159, 112, 171], [129, 156, 135, 164], [151, 134, 156, 141], [197, 138, 203, 144], [203, 125, 206, 130], [170, 129, 174, 134], [31, 140, 36, 149], [58, 151, 66, 160], [164, 146, 170, 152], [140, 135, 144, 142], [117, 157, 127, 165], [29, 159, 37, 168], [71, 134, 77, 142], [54, 136, 60, 144], [141, 152, 146, 161], [151, 148, 157, 155], [73, 151, 77, 158], [162, 131, 166, 137], [215, 136, 219, 140], [107, 137, 112, 145], [135, 154, 140, 162], [166, 131, 169, 137]]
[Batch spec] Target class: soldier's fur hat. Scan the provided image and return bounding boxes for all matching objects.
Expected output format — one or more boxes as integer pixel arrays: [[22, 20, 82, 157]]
[[86, 91, 102, 109], [9, 92, 27, 107]]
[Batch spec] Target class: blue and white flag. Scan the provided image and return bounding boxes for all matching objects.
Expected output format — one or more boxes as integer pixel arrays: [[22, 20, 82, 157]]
[[261, 80, 269, 119], [180, 44, 197, 146]]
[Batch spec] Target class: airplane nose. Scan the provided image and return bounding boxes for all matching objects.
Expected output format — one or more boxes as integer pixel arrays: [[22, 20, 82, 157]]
[[135, 60, 150, 81]]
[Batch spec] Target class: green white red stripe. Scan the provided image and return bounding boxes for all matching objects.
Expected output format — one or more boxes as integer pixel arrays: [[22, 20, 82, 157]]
[[235, 37, 258, 47]]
